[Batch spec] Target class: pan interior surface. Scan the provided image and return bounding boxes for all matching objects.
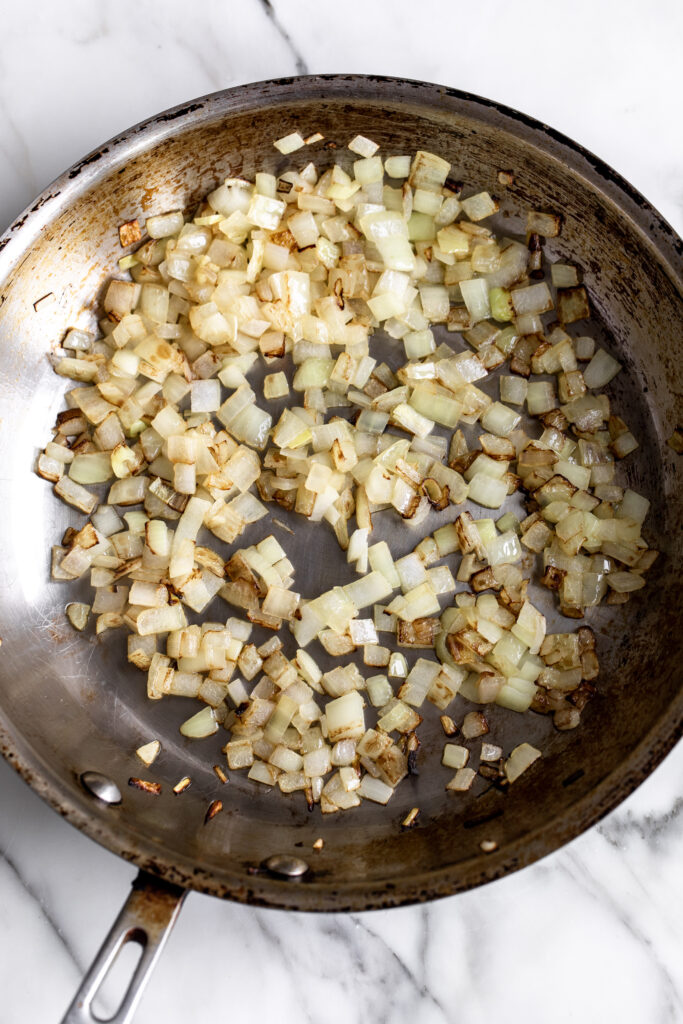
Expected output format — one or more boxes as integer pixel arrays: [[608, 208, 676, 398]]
[[0, 77, 680, 910]]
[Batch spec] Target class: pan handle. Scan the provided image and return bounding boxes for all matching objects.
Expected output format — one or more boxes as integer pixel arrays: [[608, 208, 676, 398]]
[[60, 870, 187, 1024]]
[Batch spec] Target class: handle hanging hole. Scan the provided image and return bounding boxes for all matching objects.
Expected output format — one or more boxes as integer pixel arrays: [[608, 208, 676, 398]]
[[91, 932, 146, 1022]]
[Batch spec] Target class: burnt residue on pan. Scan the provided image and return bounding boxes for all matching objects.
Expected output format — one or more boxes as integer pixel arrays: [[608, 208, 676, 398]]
[[0, 76, 680, 913]]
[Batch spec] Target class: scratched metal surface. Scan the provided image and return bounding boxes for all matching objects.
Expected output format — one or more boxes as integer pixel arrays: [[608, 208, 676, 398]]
[[0, 76, 680, 911]]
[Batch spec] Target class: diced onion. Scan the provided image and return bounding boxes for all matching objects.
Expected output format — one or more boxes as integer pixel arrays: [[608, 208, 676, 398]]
[[38, 136, 651, 816], [136, 739, 161, 766], [505, 743, 541, 782]]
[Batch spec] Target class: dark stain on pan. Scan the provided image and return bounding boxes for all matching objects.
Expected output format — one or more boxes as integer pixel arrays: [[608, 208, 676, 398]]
[[562, 768, 586, 788], [154, 103, 205, 123], [68, 148, 110, 179], [30, 192, 61, 213], [463, 809, 505, 830], [127, 873, 186, 933]]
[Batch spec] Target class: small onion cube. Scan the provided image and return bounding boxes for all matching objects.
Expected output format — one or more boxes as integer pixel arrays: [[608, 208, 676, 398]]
[[384, 155, 411, 178], [461, 192, 499, 222], [180, 706, 219, 739], [190, 379, 221, 413], [366, 675, 394, 707], [146, 211, 184, 238], [442, 744, 469, 769], [461, 712, 489, 739], [480, 402, 521, 437], [273, 132, 305, 154], [388, 652, 408, 678], [551, 263, 579, 287], [511, 282, 553, 316], [136, 740, 161, 766], [349, 618, 378, 646], [54, 477, 98, 514], [325, 691, 365, 742], [527, 211, 561, 237], [354, 156, 384, 184], [446, 767, 477, 791], [226, 739, 254, 769], [391, 402, 434, 439], [459, 279, 491, 323], [363, 645, 390, 667], [358, 775, 394, 804], [344, 571, 393, 609], [575, 336, 596, 361], [467, 474, 508, 509], [527, 381, 557, 416], [262, 585, 300, 621], [66, 602, 90, 631], [606, 571, 646, 593], [500, 375, 528, 406], [399, 658, 441, 707], [505, 742, 541, 782], [303, 745, 332, 777], [349, 134, 380, 157], [583, 348, 622, 389], [618, 489, 650, 523], [247, 193, 286, 231], [263, 372, 290, 400], [248, 762, 279, 786], [137, 604, 187, 636]]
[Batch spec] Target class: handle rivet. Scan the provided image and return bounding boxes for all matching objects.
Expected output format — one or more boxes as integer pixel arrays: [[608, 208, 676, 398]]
[[81, 771, 122, 805], [264, 854, 309, 878]]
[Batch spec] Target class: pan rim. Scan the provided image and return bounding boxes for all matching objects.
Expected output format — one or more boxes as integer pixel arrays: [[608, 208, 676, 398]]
[[1, 700, 681, 910], [1, 74, 681, 277], [0, 73, 681, 911]]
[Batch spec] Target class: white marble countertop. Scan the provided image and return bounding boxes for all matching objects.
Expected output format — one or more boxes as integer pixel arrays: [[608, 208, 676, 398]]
[[1, 2, 681, 1022]]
